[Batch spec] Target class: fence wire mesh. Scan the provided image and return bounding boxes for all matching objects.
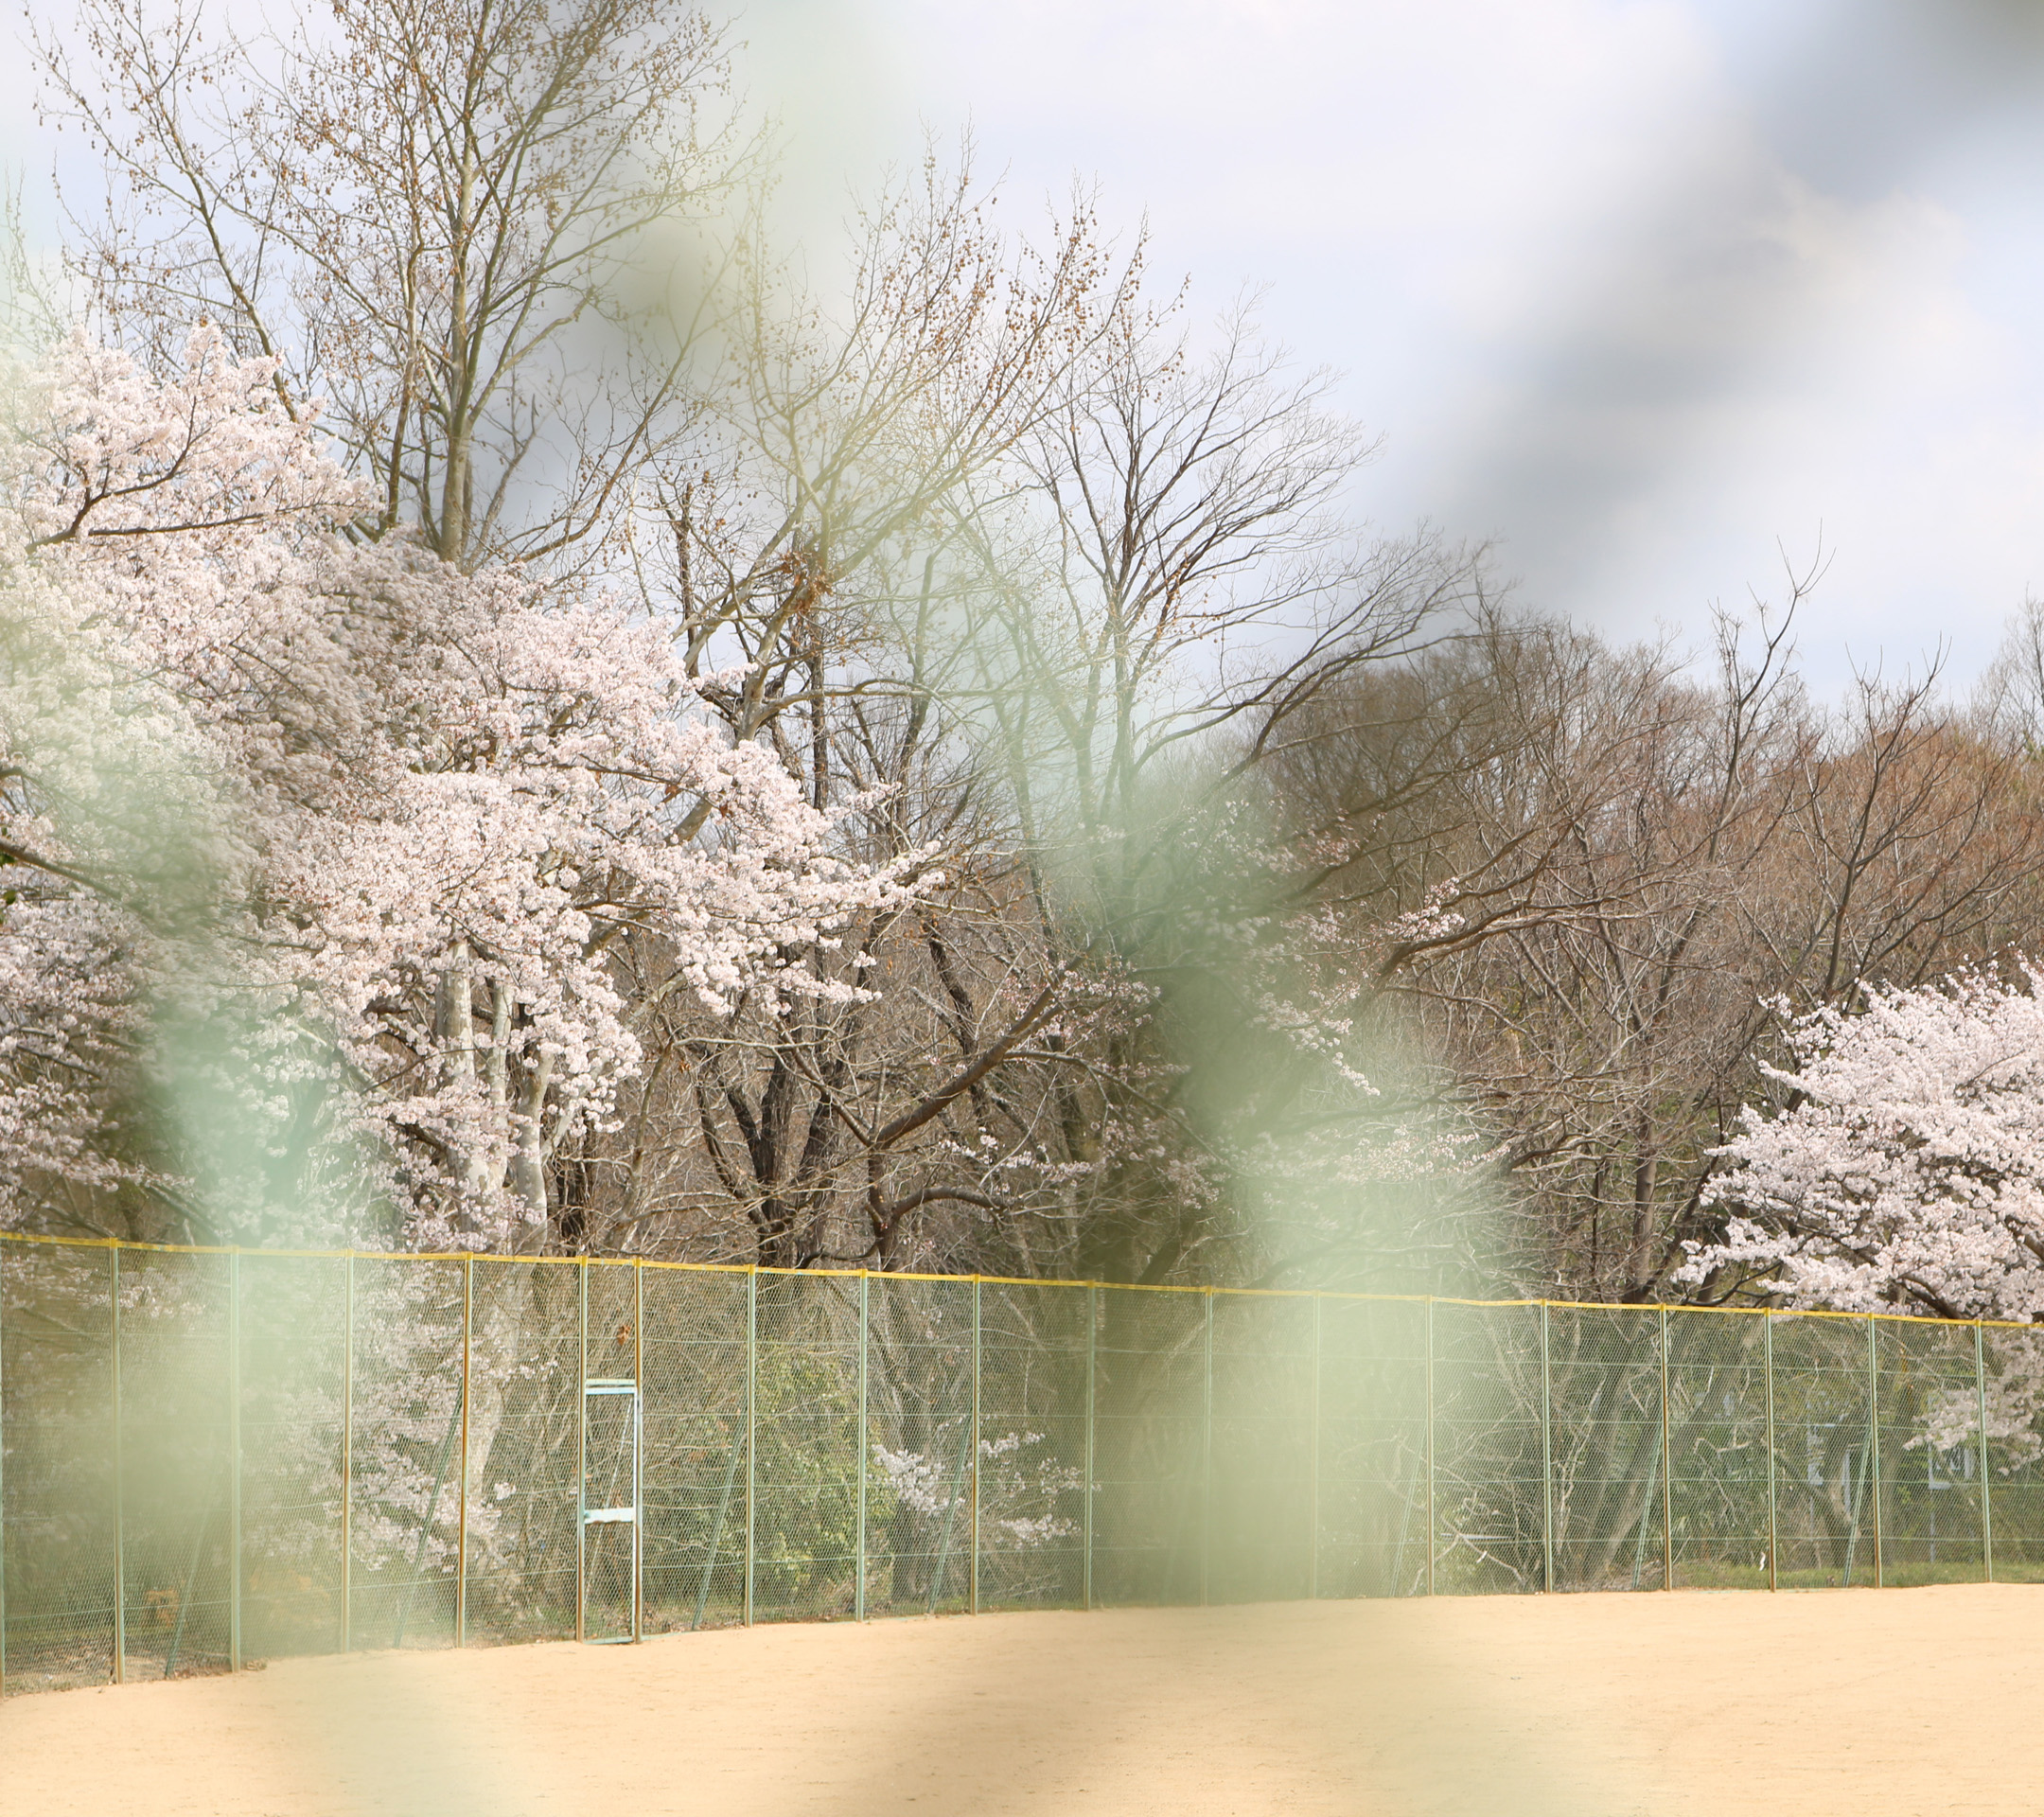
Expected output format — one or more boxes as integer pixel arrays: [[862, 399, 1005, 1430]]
[[7, 1235, 2044, 1697], [1665, 1307, 1769, 1591], [116, 1246, 231, 1683], [1875, 1316, 1985, 1586], [460, 1259, 578, 1649], [641, 1265, 748, 1635], [239, 1252, 347, 1661], [1433, 1301, 1543, 1594], [865, 1275, 975, 1617], [1982, 1325, 2044, 1577], [1317, 1297, 1428, 1598], [1550, 1305, 1666, 1593], [748, 1273, 860, 1626], [1208, 1293, 1315, 1606], [1092, 1288, 1207, 1607], [2, 1242, 115, 1693], [977, 1281, 1090, 1613], [1770, 1313, 1880, 1588], [362, 1256, 468, 1652]]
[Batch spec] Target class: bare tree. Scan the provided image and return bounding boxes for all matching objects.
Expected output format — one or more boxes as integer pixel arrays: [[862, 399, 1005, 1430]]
[[932, 304, 1488, 1290], [547, 168, 1149, 1267], [1325, 583, 2044, 1305], [43, 0, 745, 568], [557, 277, 1492, 1281]]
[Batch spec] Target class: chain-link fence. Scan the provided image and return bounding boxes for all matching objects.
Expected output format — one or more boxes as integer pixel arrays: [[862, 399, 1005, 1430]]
[[3, 1233, 2039, 1696]]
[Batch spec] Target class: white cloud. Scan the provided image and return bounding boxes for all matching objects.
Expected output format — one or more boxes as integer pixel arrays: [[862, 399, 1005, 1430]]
[[874, 0, 2044, 686]]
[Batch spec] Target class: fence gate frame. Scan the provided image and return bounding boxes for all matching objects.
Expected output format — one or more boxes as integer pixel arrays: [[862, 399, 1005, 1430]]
[[579, 1377, 642, 1644]]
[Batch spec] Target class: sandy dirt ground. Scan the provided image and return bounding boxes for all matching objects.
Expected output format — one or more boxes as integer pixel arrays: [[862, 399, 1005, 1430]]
[[1, 1583, 2036, 1816]]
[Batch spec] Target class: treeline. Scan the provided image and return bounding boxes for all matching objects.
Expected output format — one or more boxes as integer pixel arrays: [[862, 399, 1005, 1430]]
[[7, 0, 2041, 1306]]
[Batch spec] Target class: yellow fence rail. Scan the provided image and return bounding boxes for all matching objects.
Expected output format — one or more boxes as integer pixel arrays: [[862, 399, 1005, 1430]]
[[1, 1232, 2035, 1697]]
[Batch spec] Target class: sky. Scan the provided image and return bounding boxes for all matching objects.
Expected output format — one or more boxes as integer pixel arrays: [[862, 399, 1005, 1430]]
[[13, 0, 2044, 689], [745, 0, 2044, 691]]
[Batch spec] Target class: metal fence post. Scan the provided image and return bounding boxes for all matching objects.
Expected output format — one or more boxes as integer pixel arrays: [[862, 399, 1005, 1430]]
[[1309, 1295, 1323, 1601], [1198, 1292, 1217, 1607], [1658, 1304, 1673, 1594], [1539, 1300, 1554, 1596], [855, 1272, 869, 1622], [229, 1249, 242, 1672], [575, 1257, 588, 1644], [1976, 1321, 1994, 1583], [0, 1241, 8, 1701], [341, 1254, 354, 1652], [456, 1255, 472, 1648], [1763, 1312, 1777, 1593], [1083, 1285, 1098, 1613], [969, 1277, 982, 1617], [1867, 1315, 1884, 1590], [1424, 1297, 1436, 1596], [633, 1260, 644, 1643], [110, 1244, 124, 1685], [744, 1268, 756, 1628], [1970, 1308, 1986, 1578]]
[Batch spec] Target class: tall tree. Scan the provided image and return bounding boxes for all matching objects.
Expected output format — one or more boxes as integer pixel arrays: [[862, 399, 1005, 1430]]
[[43, 0, 743, 567]]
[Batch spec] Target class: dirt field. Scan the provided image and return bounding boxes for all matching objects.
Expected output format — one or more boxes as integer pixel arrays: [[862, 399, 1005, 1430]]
[[1, 1583, 2035, 1816]]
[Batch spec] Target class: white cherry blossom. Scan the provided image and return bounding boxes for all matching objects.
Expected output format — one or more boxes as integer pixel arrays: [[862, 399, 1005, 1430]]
[[0, 327, 925, 1246]]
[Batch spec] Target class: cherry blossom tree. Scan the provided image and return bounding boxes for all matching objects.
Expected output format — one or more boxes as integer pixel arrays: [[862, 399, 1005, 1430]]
[[0, 325, 923, 1247], [1681, 963, 2044, 1463], [1683, 964, 2044, 1323]]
